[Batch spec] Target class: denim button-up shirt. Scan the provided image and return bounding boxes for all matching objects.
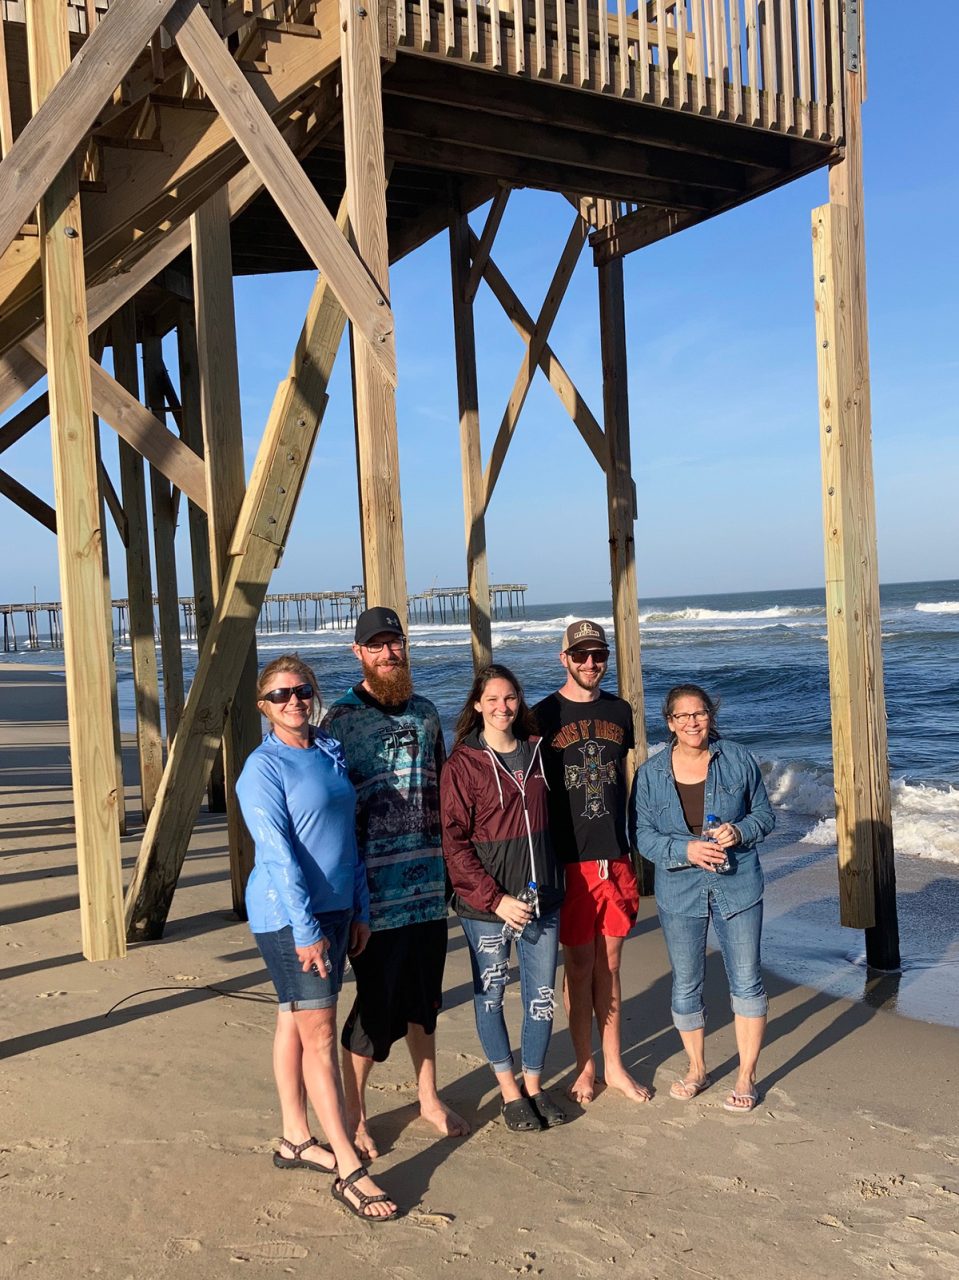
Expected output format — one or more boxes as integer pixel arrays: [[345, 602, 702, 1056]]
[[631, 737, 775, 920]]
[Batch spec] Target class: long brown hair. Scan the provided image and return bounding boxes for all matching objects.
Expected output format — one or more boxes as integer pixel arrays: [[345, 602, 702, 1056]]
[[453, 664, 537, 746]]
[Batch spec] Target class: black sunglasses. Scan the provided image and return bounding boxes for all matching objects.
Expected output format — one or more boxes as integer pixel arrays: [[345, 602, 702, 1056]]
[[260, 683, 314, 705], [567, 648, 609, 665]]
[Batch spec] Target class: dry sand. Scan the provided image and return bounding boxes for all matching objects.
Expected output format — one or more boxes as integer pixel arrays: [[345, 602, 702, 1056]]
[[2, 665, 957, 1280]]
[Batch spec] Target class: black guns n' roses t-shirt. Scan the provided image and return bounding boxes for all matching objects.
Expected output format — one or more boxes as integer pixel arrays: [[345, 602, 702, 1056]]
[[533, 690, 634, 864]]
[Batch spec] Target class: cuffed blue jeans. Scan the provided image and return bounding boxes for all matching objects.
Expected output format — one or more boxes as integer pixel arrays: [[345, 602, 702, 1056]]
[[658, 899, 767, 1031], [460, 909, 560, 1075]]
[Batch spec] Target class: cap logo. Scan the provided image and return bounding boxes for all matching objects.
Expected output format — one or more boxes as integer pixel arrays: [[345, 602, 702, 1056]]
[[572, 622, 600, 641]]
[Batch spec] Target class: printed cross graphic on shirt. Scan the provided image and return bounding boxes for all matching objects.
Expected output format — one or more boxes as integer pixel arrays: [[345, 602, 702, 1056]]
[[564, 739, 616, 820]]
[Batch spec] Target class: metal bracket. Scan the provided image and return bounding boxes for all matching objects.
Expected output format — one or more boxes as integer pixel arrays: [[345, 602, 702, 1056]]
[[845, 0, 861, 73]]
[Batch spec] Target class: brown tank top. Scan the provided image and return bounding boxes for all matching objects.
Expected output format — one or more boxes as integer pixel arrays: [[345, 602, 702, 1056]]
[[674, 779, 705, 836]]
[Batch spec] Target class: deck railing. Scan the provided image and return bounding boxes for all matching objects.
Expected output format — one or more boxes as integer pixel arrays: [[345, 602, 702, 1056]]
[[396, 0, 845, 140]]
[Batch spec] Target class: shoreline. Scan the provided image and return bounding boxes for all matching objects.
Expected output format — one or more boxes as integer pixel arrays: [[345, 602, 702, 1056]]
[[2, 664, 958, 1278]]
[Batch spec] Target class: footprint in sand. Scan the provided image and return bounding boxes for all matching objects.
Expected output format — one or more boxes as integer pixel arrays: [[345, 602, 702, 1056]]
[[254, 1202, 293, 1226], [229, 1242, 309, 1262], [163, 1237, 202, 1260]]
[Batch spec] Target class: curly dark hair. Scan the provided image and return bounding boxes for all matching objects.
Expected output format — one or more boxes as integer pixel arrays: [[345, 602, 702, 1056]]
[[453, 664, 538, 746], [661, 683, 721, 741]]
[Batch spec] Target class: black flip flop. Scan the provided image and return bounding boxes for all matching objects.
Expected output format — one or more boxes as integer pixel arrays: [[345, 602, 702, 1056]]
[[273, 1136, 336, 1172], [525, 1090, 567, 1128], [501, 1097, 545, 1132]]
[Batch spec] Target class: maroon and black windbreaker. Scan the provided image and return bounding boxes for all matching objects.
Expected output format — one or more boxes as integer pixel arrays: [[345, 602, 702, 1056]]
[[440, 730, 564, 923]]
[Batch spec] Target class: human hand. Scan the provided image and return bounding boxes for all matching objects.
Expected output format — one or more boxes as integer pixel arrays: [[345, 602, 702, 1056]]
[[686, 840, 729, 872], [295, 937, 330, 976], [494, 894, 535, 932], [706, 822, 739, 850], [349, 921, 371, 957]]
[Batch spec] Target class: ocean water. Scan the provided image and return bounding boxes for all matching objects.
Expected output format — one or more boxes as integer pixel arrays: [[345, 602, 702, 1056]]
[[6, 579, 958, 866]]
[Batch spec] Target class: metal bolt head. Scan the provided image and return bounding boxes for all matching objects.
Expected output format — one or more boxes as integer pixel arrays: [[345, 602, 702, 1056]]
[[64, 226, 79, 239], [822, 340, 829, 348], [357, 6, 367, 14]]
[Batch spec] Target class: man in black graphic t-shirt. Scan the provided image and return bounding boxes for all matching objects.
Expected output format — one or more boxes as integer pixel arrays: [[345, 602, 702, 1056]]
[[534, 620, 649, 1106]]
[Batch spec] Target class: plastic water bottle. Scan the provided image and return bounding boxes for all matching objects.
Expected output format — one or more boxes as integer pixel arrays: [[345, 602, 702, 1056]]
[[501, 881, 538, 942], [704, 814, 730, 873]]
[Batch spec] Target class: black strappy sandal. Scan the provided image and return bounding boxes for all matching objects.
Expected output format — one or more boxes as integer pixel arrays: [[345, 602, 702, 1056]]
[[273, 1136, 336, 1173], [331, 1167, 401, 1222]]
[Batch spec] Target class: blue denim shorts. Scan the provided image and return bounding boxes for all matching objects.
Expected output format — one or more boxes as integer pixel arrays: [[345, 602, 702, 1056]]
[[253, 910, 351, 1012]]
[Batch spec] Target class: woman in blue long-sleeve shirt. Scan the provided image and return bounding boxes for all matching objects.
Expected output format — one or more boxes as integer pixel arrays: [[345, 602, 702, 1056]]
[[632, 684, 775, 1114], [237, 655, 398, 1222]]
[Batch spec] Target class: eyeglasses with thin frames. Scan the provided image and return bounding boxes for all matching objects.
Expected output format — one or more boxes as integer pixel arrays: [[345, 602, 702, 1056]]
[[363, 638, 406, 653], [669, 710, 710, 724], [260, 683, 314, 705]]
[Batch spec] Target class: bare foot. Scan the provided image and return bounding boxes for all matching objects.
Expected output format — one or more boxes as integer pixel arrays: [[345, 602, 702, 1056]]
[[604, 1067, 651, 1103], [333, 1169, 398, 1219], [420, 1096, 470, 1138], [350, 1120, 379, 1161], [566, 1063, 597, 1105]]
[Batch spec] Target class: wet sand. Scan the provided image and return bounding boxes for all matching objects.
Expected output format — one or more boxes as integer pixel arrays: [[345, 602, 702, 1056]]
[[2, 664, 958, 1279]]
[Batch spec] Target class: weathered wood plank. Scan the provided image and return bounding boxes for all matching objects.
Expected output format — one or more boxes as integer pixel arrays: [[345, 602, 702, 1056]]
[[0, 465, 56, 531]]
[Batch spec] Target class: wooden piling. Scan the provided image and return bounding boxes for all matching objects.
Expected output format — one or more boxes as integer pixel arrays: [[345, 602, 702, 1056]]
[[111, 304, 164, 822], [811, 14, 898, 965], [449, 201, 492, 671], [191, 187, 258, 913], [27, 0, 124, 961], [340, 0, 409, 626]]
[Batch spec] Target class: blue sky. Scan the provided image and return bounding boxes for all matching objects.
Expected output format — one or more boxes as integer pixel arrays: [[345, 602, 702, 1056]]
[[2, 11, 956, 606]]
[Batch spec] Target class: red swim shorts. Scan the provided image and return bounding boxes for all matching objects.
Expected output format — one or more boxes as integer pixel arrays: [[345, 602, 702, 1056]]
[[560, 857, 639, 948]]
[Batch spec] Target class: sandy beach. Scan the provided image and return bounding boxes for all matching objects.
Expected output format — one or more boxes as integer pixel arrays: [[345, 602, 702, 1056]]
[[2, 665, 958, 1280]]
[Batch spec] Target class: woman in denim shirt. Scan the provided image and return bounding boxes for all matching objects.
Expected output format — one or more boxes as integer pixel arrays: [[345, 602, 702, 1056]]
[[632, 684, 775, 1113]]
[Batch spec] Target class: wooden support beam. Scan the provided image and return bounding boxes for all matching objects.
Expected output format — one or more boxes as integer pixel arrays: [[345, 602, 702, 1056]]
[[0, 158, 269, 420], [18, 331, 208, 510], [126, 245, 348, 942], [93, 418, 127, 838], [0, 0, 179, 258], [0, 391, 49, 455], [111, 304, 164, 822], [483, 215, 589, 508], [812, 31, 897, 962], [143, 332, 185, 749], [0, 466, 56, 532], [190, 186, 259, 915], [27, 0, 125, 962], [340, 0, 408, 624], [597, 254, 650, 891], [470, 232, 607, 474], [465, 186, 510, 305], [174, 301, 226, 814], [449, 204, 492, 672], [98, 459, 129, 546], [166, 0, 396, 385]]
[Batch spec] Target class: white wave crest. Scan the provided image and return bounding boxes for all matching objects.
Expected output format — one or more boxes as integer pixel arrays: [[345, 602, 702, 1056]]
[[915, 601, 959, 614], [778, 763, 959, 865], [644, 605, 822, 624]]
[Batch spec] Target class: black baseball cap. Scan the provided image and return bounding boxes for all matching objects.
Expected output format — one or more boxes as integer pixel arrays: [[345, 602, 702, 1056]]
[[354, 606, 405, 646]]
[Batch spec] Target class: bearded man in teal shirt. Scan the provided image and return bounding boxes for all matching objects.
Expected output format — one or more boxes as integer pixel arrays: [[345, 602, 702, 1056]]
[[322, 607, 470, 1159]]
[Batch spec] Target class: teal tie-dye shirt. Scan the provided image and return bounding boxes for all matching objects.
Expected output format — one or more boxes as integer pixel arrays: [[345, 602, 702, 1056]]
[[321, 687, 447, 932]]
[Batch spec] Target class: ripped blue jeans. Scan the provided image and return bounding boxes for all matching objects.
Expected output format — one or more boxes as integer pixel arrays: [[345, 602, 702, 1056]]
[[459, 909, 560, 1075]]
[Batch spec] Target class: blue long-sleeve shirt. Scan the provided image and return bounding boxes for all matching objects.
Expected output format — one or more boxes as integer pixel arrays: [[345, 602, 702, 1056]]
[[236, 730, 370, 946]]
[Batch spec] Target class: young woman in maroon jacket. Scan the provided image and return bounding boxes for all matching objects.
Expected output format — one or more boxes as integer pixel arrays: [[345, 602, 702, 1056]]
[[440, 664, 566, 1132]]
